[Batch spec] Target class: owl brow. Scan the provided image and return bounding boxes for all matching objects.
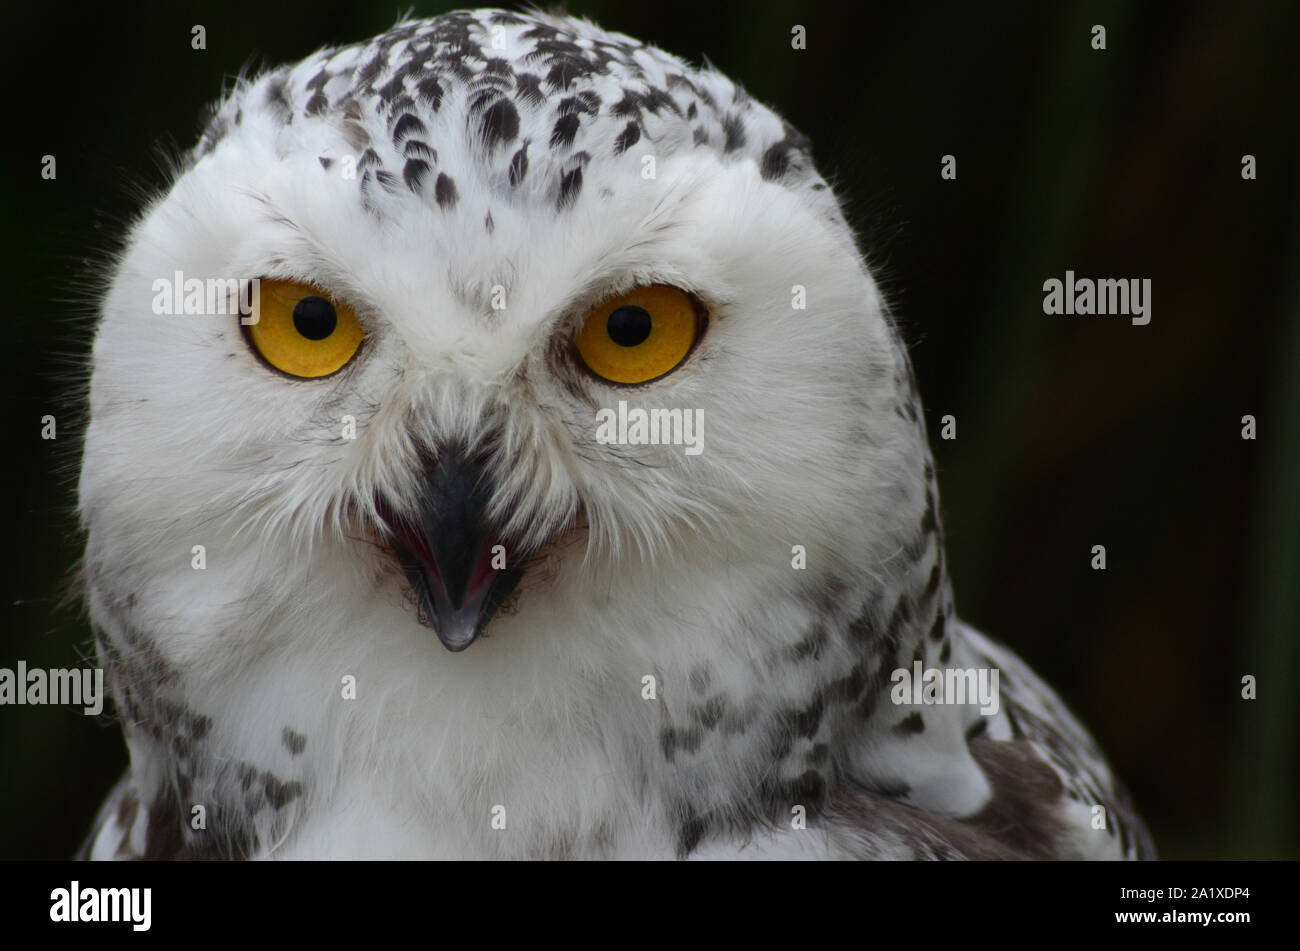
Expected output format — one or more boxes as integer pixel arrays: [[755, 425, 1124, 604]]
[[235, 190, 374, 309]]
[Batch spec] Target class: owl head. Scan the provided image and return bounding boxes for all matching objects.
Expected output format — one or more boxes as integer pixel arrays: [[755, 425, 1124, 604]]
[[81, 9, 948, 854]]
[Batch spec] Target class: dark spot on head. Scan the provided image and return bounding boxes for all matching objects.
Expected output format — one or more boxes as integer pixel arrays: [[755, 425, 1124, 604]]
[[403, 140, 436, 162], [557, 93, 599, 116], [546, 58, 595, 92], [613, 121, 641, 155], [391, 112, 427, 143], [387, 94, 417, 119], [435, 172, 459, 209], [551, 112, 580, 148], [721, 113, 746, 152], [894, 712, 925, 735], [403, 158, 431, 192], [355, 53, 384, 87], [610, 89, 641, 119], [557, 166, 583, 209], [513, 71, 544, 106], [416, 76, 444, 110], [480, 98, 520, 149], [508, 144, 529, 186], [263, 774, 304, 811], [376, 74, 407, 104], [281, 727, 307, 756]]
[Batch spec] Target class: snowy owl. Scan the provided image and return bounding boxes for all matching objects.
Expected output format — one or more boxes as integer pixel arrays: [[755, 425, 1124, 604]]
[[78, 8, 1153, 860]]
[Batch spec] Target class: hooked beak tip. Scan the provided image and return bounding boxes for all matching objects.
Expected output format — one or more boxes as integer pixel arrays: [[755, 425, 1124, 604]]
[[376, 443, 524, 653]]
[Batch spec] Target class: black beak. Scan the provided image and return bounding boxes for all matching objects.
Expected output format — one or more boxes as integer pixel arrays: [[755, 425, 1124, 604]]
[[379, 446, 525, 652]]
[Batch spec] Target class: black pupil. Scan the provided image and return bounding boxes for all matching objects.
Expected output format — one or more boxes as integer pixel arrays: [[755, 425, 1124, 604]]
[[293, 296, 338, 340], [606, 305, 652, 347]]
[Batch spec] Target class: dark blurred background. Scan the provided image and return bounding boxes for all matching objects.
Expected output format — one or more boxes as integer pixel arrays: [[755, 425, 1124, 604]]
[[2, 0, 1296, 860]]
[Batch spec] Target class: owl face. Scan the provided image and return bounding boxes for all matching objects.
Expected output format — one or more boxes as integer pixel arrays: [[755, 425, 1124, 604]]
[[72, 13, 1162, 864], [81, 10, 922, 702]]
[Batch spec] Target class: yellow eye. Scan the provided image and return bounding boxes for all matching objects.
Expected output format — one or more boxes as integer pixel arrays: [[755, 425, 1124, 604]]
[[244, 279, 363, 379], [573, 285, 703, 385]]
